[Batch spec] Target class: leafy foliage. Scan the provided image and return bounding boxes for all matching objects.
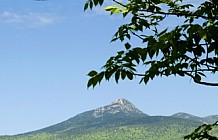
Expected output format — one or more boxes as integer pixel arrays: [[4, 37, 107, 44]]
[[85, 0, 218, 88], [184, 121, 218, 140]]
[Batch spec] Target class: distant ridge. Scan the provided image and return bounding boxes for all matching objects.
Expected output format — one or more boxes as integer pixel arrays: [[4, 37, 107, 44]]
[[172, 112, 218, 124], [171, 112, 205, 123], [204, 115, 218, 124]]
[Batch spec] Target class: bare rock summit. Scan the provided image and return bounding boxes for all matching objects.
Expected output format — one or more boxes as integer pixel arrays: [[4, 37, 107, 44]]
[[93, 98, 146, 118]]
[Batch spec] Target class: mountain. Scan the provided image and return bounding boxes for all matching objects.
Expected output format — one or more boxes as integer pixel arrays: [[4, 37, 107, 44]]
[[31, 98, 148, 134], [93, 98, 147, 117], [204, 115, 218, 124], [172, 113, 218, 124], [171, 112, 206, 123], [0, 98, 217, 140]]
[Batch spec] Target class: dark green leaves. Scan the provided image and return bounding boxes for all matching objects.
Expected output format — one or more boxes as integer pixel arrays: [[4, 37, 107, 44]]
[[84, 2, 89, 11], [85, 0, 218, 88], [84, 0, 104, 11], [194, 74, 201, 83], [88, 70, 98, 77], [184, 121, 218, 140], [87, 71, 104, 88]]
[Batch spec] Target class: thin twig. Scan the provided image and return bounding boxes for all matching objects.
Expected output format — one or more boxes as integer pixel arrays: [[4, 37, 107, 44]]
[[112, 0, 218, 20], [130, 31, 144, 40]]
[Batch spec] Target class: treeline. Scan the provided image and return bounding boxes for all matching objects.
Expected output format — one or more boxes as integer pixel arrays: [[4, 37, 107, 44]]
[[0, 124, 197, 140]]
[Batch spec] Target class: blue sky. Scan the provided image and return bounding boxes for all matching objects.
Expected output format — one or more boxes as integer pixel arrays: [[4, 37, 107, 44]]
[[0, 0, 217, 135]]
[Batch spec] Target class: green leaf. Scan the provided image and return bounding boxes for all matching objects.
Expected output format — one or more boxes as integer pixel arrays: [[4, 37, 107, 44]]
[[92, 76, 99, 87], [165, 68, 171, 76], [105, 6, 116, 11], [84, 2, 89, 11], [87, 78, 94, 88], [178, 71, 185, 76], [123, 10, 129, 17], [111, 37, 118, 42], [121, 71, 126, 80], [126, 34, 131, 40], [105, 70, 114, 80], [99, 0, 104, 5], [143, 76, 149, 84], [93, 0, 98, 6], [88, 70, 98, 77], [208, 42, 215, 53], [198, 72, 206, 77], [97, 72, 105, 84], [126, 71, 133, 80], [158, 28, 168, 37], [181, 63, 189, 68], [148, 49, 155, 59], [89, 1, 93, 9], [115, 70, 120, 83], [194, 74, 201, 83], [125, 42, 131, 50]]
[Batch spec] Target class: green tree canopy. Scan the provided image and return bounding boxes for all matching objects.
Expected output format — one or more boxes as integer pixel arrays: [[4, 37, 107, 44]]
[[85, 0, 218, 88]]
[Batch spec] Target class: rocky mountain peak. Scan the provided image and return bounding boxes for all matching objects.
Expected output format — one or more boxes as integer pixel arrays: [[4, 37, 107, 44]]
[[111, 98, 132, 105], [93, 98, 145, 118], [110, 98, 137, 110]]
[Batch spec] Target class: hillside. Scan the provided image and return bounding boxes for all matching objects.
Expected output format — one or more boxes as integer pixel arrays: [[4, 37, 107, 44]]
[[172, 113, 218, 124], [0, 98, 216, 140]]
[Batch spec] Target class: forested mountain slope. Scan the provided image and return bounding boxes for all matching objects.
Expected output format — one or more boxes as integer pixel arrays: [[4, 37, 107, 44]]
[[0, 99, 216, 140]]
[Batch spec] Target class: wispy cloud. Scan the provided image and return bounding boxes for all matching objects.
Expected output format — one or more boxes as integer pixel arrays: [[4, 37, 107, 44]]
[[0, 11, 60, 27]]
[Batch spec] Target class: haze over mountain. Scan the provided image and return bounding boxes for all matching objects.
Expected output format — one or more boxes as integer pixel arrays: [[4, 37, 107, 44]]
[[0, 98, 217, 140]]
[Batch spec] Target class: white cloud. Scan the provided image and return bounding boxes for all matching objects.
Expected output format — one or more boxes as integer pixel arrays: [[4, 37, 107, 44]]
[[0, 11, 60, 27]]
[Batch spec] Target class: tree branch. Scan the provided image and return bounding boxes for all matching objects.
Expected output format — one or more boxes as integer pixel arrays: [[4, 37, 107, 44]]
[[139, 10, 218, 20], [133, 73, 146, 77], [195, 79, 218, 86], [185, 72, 218, 86], [133, 69, 218, 86], [112, 0, 126, 8], [130, 31, 144, 40], [112, 0, 218, 20]]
